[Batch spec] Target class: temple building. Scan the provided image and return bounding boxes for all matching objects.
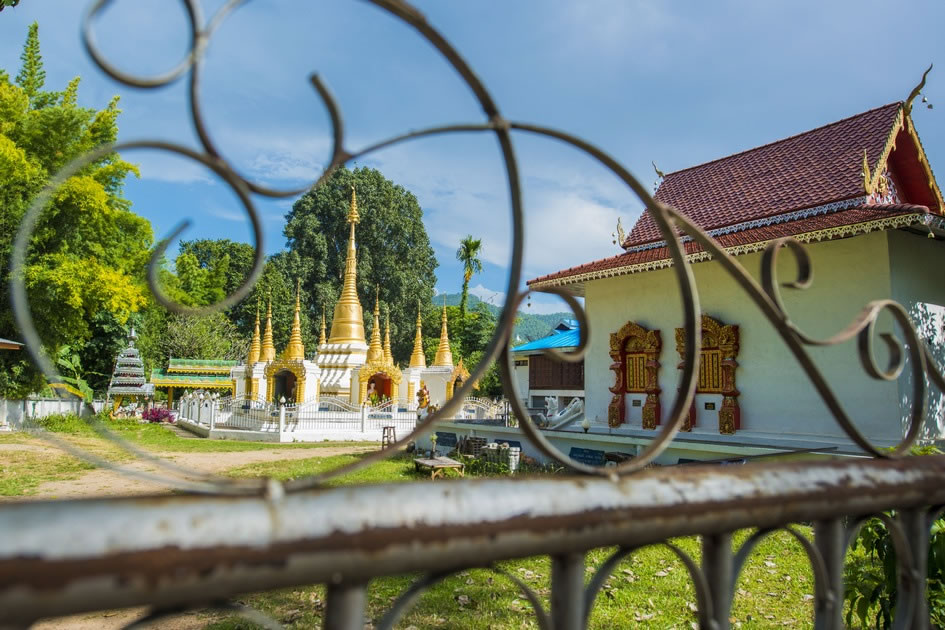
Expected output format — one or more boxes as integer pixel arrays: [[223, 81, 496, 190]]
[[511, 319, 584, 411], [231, 187, 462, 408], [150, 358, 236, 405], [529, 91, 945, 455]]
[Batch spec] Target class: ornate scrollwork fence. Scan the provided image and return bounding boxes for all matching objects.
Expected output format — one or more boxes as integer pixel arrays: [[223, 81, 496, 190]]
[[2, 0, 945, 628]]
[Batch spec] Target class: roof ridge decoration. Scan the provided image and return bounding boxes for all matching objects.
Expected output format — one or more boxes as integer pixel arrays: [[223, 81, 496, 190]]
[[531, 212, 942, 291], [624, 196, 868, 254], [902, 65, 944, 214], [904, 64, 933, 118], [863, 107, 906, 197]]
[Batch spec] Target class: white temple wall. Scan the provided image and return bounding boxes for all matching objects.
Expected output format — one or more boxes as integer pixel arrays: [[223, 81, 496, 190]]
[[421, 368, 452, 408], [512, 358, 529, 405], [887, 229, 945, 441], [583, 231, 903, 449], [316, 342, 368, 400]]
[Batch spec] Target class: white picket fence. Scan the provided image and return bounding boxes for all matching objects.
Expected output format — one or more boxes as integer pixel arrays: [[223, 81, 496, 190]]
[[0, 397, 107, 430], [177, 397, 418, 442]]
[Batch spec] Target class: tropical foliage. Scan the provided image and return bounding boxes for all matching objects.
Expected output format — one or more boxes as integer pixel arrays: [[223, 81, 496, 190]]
[[455, 234, 483, 334], [0, 23, 151, 397]]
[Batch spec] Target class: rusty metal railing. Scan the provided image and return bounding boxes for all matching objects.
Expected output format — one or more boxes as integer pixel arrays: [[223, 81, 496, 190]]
[[2, 0, 944, 628]]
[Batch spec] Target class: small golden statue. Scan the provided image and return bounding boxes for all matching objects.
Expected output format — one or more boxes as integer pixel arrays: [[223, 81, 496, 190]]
[[417, 382, 430, 409]]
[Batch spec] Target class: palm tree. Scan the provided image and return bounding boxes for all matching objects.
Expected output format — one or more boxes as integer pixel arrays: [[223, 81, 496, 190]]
[[455, 235, 483, 345]]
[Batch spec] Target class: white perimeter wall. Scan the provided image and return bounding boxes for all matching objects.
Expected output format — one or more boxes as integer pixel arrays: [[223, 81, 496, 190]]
[[583, 231, 909, 448]]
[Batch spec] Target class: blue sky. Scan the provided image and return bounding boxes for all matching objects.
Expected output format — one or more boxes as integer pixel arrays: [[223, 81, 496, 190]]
[[1, 0, 942, 315]]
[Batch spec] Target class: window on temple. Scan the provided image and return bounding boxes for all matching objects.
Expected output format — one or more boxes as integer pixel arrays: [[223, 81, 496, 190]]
[[528, 354, 584, 389], [625, 353, 646, 392], [698, 348, 722, 393]]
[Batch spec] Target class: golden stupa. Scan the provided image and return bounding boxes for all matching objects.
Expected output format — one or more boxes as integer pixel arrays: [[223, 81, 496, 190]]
[[327, 185, 367, 345]]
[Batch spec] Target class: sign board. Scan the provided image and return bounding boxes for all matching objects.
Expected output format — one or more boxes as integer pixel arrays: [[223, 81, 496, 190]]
[[568, 447, 607, 467], [435, 432, 458, 448]]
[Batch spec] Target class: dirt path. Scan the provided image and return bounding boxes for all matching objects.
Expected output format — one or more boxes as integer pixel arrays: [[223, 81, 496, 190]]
[[25, 444, 374, 500], [19, 441, 375, 628]]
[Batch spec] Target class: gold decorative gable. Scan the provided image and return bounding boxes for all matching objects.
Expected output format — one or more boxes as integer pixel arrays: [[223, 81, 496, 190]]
[[674, 314, 741, 434], [607, 321, 661, 429]]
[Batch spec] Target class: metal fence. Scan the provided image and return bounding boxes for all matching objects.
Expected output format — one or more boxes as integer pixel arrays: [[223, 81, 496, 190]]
[[1, 0, 945, 629]]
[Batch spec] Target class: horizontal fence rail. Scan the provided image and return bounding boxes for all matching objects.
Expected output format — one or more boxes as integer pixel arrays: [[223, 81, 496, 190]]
[[2, 456, 944, 627]]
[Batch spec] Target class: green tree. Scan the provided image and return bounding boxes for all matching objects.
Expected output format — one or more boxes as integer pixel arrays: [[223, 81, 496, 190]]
[[455, 235, 483, 337], [283, 166, 437, 363], [158, 312, 249, 362], [421, 303, 501, 397], [0, 24, 150, 397], [15, 22, 45, 103], [0, 1, 23, 13]]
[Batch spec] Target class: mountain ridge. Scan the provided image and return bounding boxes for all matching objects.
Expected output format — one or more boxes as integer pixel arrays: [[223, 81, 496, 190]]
[[435, 292, 571, 343]]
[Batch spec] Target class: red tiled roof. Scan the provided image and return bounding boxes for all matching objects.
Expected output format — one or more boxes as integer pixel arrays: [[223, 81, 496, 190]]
[[529, 204, 931, 286], [626, 102, 904, 247]]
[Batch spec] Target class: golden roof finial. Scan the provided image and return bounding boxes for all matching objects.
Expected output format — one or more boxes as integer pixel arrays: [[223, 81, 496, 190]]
[[283, 278, 305, 361], [247, 301, 261, 364], [433, 301, 453, 367], [328, 185, 366, 344], [348, 183, 360, 224], [366, 288, 383, 363], [862, 149, 873, 194], [905, 64, 933, 117], [260, 292, 276, 362], [318, 304, 327, 345], [383, 314, 393, 364], [409, 300, 426, 368]]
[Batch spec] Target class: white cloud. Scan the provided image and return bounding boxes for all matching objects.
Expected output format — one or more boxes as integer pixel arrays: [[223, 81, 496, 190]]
[[134, 152, 216, 185], [205, 205, 246, 223], [468, 284, 506, 306]]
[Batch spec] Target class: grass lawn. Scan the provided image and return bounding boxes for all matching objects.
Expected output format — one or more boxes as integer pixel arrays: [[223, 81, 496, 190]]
[[206, 532, 818, 629], [0, 448, 95, 496], [1, 417, 885, 627], [214, 453, 820, 629]]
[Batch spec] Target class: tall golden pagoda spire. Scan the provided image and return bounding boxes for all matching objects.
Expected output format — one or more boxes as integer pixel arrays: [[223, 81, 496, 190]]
[[433, 302, 453, 367], [366, 288, 383, 363], [408, 301, 426, 368], [247, 302, 261, 364], [283, 278, 305, 361], [260, 293, 276, 362], [318, 305, 327, 345], [327, 185, 367, 344], [383, 315, 393, 364]]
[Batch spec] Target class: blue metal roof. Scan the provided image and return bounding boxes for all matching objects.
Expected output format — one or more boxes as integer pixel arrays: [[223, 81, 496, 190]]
[[511, 324, 581, 353]]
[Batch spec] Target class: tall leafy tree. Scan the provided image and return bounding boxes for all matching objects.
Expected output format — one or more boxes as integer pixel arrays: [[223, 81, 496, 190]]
[[455, 234, 483, 335], [0, 24, 150, 397], [15, 22, 45, 103], [283, 166, 437, 363]]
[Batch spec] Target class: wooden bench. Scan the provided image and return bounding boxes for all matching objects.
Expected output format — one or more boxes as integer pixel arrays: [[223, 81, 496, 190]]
[[414, 456, 465, 480]]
